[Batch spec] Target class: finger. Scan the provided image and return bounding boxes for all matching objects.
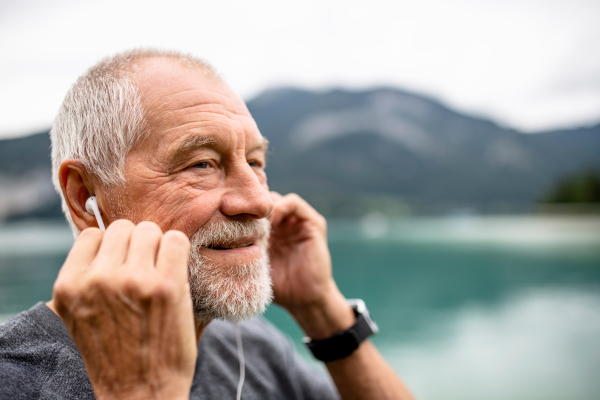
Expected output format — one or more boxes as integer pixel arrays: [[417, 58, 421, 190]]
[[270, 193, 323, 227], [94, 219, 135, 268], [61, 227, 104, 274], [156, 230, 190, 283], [269, 192, 283, 222], [269, 191, 283, 201], [126, 221, 163, 269], [268, 192, 284, 221]]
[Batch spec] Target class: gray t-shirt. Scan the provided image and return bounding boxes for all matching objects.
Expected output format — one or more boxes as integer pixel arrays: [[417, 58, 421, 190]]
[[0, 303, 340, 400]]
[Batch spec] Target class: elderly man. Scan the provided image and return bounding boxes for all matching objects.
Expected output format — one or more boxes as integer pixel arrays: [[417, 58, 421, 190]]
[[0, 49, 412, 400]]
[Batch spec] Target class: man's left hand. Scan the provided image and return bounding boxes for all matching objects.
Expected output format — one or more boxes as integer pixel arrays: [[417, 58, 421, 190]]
[[268, 192, 355, 339]]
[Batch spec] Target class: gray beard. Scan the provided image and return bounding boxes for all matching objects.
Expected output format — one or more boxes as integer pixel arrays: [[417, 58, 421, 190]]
[[187, 219, 273, 324]]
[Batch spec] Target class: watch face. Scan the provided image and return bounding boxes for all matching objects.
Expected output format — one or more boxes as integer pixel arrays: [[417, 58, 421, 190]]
[[364, 314, 379, 334], [303, 299, 379, 362], [348, 299, 379, 334]]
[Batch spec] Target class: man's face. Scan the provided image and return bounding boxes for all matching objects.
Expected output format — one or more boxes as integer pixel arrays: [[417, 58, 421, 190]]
[[104, 58, 274, 321]]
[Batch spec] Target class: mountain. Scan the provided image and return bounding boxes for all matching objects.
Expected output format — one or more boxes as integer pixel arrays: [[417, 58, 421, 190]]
[[0, 131, 62, 221], [246, 87, 600, 215], [1, 87, 599, 220]]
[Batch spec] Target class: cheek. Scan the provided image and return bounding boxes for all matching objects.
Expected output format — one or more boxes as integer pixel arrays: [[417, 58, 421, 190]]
[[256, 171, 268, 188], [171, 189, 224, 237], [142, 187, 226, 238], [123, 179, 215, 235], [114, 169, 226, 236]]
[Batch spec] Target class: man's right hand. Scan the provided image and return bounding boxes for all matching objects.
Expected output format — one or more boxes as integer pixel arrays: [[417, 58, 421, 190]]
[[51, 220, 196, 400]]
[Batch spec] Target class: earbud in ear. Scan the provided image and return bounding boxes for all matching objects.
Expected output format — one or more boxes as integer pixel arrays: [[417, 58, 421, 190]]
[[85, 196, 106, 231]]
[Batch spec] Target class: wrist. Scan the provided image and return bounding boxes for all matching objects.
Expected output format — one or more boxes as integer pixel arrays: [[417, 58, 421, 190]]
[[96, 390, 189, 400], [288, 286, 355, 340], [93, 378, 191, 400]]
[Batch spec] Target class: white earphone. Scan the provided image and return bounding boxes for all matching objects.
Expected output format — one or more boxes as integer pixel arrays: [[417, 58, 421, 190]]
[[85, 196, 106, 231]]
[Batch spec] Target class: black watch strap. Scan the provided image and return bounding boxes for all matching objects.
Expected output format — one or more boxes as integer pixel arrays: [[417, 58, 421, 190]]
[[303, 300, 378, 362]]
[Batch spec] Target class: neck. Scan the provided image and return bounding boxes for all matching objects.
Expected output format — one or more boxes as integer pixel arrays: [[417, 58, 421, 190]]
[[46, 299, 58, 315], [195, 319, 210, 343]]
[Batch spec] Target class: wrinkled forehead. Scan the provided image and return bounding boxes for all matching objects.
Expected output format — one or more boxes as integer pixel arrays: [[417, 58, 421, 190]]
[[130, 57, 263, 153], [135, 58, 247, 118]]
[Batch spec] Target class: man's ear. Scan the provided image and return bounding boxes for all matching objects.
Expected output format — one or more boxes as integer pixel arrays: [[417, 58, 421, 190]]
[[58, 159, 106, 231]]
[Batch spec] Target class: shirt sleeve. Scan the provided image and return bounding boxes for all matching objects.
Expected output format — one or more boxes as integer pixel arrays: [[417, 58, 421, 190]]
[[284, 344, 342, 400]]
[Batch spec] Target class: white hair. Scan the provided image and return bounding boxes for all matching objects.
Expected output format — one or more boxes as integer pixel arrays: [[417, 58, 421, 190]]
[[50, 49, 218, 235]]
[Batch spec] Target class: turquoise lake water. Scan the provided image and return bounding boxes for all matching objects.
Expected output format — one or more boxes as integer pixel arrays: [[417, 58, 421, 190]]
[[1, 216, 599, 400]]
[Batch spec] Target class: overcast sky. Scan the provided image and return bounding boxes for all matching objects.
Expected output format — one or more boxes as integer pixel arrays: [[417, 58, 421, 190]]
[[1, 0, 599, 139]]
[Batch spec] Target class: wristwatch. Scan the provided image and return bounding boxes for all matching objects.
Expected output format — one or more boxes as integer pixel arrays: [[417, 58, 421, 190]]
[[303, 299, 379, 362]]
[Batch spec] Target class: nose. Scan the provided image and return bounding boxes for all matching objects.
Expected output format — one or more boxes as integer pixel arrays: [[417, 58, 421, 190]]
[[220, 162, 273, 219]]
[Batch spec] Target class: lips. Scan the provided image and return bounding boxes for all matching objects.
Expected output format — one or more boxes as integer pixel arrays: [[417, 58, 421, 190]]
[[202, 236, 258, 250], [205, 241, 255, 250]]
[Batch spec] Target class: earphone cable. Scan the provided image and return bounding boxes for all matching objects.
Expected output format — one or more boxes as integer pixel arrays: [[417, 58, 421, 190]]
[[235, 323, 245, 400]]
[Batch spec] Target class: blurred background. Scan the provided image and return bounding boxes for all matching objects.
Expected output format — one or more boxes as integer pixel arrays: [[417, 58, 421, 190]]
[[1, 0, 600, 399]]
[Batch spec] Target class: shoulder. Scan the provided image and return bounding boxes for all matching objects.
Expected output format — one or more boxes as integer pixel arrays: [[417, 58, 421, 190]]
[[0, 303, 62, 365], [0, 304, 61, 398], [0, 303, 94, 400]]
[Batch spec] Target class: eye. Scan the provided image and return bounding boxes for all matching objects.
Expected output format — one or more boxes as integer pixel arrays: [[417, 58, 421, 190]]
[[192, 161, 209, 169], [248, 160, 264, 168]]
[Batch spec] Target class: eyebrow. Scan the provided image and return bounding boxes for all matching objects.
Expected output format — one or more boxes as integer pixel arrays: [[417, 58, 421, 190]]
[[166, 135, 270, 170], [167, 135, 219, 169], [249, 137, 269, 153]]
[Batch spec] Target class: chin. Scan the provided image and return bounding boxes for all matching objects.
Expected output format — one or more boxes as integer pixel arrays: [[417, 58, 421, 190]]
[[186, 218, 273, 323], [188, 254, 273, 324]]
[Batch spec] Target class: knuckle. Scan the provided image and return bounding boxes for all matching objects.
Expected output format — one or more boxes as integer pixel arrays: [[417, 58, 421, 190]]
[[109, 219, 136, 231], [79, 227, 103, 239], [134, 222, 164, 242], [133, 278, 177, 303], [163, 230, 190, 248], [120, 273, 170, 301], [115, 276, 152, 301], [86, 272, 111, 293], [136, 221, 162, 233], [153, 282, 176, 302], [287, 193, 300, 201], [318, 214, 327, 227], [120, 275, 143, 294], [53, 280, 74, 301]]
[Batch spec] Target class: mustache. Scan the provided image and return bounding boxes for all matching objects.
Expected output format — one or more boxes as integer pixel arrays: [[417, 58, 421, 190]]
[[189, 218, 271, 247]]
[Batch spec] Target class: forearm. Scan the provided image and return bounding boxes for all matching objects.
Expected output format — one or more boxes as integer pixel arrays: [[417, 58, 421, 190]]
[[289, 288, 414, 400], [325, 340, 413, 400]]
